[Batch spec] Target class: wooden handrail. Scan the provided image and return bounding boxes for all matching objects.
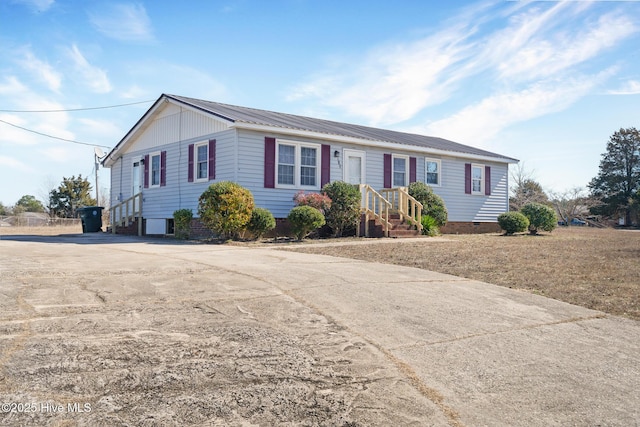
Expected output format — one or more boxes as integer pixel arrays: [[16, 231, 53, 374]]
[[380, 187, 423, 233], [359, 184, 391, 237], [110, 192, 143, 236]]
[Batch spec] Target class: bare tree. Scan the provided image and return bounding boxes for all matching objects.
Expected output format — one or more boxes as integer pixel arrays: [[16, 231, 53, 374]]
[[549, 187, 598, 225], [509, 162, 549, 211]]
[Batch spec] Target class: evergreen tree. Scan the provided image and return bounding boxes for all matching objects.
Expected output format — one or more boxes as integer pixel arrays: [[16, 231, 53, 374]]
[[15, 195, 45, 213], [589, 128, 640, 225], [49, 175, 97, 218]]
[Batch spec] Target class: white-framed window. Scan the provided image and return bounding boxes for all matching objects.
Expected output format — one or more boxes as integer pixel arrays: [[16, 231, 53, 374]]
[[392, 154, 409, 187], [425, 158, 441, 186], [472, 163, 484, 195], [276, 139, 320, 189], [149, 152, 161, 188], [195, 142, 208, 181]]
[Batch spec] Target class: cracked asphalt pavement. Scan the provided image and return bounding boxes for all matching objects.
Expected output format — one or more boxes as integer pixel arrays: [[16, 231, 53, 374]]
[[0, 233, 639, 426]]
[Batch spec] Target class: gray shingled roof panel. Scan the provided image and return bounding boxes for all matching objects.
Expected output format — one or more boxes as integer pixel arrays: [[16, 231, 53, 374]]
[[167, 94, 516, 162]]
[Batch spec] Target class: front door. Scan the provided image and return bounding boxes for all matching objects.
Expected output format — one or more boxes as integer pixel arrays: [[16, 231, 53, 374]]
[[343, 149, 366, 185], [132, 161, 141, 211]]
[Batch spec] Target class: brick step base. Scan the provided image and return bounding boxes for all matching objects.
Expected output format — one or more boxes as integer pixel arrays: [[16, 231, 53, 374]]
[[362, 214, 421, 238]]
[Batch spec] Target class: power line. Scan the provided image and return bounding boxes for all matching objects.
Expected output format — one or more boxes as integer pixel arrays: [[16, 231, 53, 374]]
[[0, 118, 112, 149], [0, 99, 154, 113]]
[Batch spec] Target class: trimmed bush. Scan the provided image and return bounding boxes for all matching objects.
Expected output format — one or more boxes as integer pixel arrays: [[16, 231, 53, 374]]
[[322, 181, 361, 237], [288, 205, 325, 241], [247, 207, 276, 240], [293, 191, 332, 214], [421, 214, 440, 237], [198, 181, 255, 239], [521, 202, 557, 235], [408, 182, 448, 227], [498, 211, 529, 235], [173, 208, 193, 239]]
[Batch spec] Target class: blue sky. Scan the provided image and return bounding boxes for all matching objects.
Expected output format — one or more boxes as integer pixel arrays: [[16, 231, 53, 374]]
[[1, 0, 639, 207]]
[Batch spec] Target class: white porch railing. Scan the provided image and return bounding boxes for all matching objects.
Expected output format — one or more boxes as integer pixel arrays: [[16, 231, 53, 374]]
[[358, 184, 392, 237], [110, 192, 143, 236], [380, 187, 423, 233]]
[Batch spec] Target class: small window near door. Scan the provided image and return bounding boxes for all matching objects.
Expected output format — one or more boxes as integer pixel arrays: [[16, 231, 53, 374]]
[[425, 158, 441, 186], [472, 164, 484, 194], [196, 143, 208, 181], [392, 155, 408, 187], [150, 153, 161, 187]]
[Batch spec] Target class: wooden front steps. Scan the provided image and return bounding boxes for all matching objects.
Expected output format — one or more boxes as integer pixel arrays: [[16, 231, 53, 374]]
[[364, 213, 421, 238]]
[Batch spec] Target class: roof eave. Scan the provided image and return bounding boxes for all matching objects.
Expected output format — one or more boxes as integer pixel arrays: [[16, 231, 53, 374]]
[[231, 122, 519, 164], [102, 94, 236, 168]]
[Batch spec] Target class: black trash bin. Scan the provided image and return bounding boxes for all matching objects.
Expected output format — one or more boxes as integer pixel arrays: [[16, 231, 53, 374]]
[[77, 206, 104, 233]]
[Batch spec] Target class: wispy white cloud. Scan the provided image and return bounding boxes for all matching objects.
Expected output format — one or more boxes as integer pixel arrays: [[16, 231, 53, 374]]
[[126, 61, 227, 101], [0, 76, 74, 146], [0, 155, 35, 173], [88, 3, 154, 42], [289, 26, 473, 126], [39, 145, 73, 163], [422, 70, 616, 147], [289, 1, 638, 142], [66, 44, 112, 94], [121, 84, 147, 99], [17, 48, 63, 92], [608, 79, 640, 95], [494, 9, 636, 81]]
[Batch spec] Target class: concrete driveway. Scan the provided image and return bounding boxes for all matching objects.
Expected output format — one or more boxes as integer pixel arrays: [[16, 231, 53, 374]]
[[0, 233, 638, 426]]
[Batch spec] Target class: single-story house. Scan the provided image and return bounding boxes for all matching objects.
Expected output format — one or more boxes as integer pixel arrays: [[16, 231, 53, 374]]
[[103, 94, 518, 236]]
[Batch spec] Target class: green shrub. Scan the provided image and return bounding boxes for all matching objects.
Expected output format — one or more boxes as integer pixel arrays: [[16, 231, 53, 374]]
[[498, 211, 529, 235], [322, 181, 361, 237], [421, 214, 440, 237], [198, 181, 255, 239], [173, 208, 193, 239], [521, 202, 557, 235], [293, 191, 332, 214], [408, 182, 448, 227], [247, 207, 276, 240], [288, 205, 325, 241]]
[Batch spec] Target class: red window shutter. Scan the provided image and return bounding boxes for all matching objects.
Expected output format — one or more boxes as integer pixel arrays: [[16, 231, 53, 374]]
[[208, 139, 216, 180], [485, 166, 491, 195], [409, 157, 417, 183], [160, 151, 167, 187], [187, 144, 194, 182], [321, 144, 330, 187], [383, 154, 392, 188], [144, 155, 149, 188], [264, 137, 276, 188], [464, 163, 471, 194]]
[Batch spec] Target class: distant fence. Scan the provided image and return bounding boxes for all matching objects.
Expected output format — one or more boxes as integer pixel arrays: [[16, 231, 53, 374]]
[[0, 215, 81, 227]]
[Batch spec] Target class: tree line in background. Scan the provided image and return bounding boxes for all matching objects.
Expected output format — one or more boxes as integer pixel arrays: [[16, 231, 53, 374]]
[[0, 175, 98, 219], [510, 127, 640, 227]]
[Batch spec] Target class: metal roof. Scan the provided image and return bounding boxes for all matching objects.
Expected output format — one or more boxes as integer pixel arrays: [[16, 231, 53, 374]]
[[166, 94, 517, 162]]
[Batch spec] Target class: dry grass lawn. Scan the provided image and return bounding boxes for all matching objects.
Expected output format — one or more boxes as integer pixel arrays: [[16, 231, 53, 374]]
[[0, 224, 83, 236], [291, 227, 640, 321]]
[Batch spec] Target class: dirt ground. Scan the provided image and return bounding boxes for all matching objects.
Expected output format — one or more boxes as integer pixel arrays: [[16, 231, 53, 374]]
[[0, 233, 448, 427], [1, 230, 639, 427], [290, 227, 640, 320]]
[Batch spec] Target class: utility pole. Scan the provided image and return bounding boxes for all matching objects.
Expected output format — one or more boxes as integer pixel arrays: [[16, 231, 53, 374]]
[[94, 148, 105, 205]]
